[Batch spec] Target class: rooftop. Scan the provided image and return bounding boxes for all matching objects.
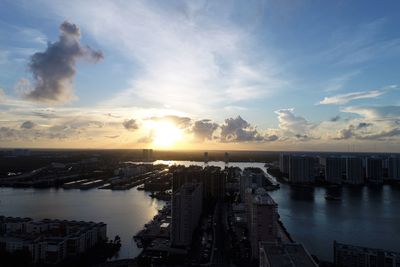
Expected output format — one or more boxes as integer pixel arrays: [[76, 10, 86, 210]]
[[260, 242, 318, 267]]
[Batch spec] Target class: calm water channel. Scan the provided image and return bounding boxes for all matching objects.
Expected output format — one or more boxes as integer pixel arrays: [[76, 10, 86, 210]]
[[1, 160, 399, 261]]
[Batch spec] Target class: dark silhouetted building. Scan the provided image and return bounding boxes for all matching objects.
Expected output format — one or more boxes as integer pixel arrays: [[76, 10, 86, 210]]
[[346, 157, 364, 184], [279, 153, 290, 175], [334, 241, 400, 267], [289, 156, 316, 184], [142, 149, 153, 162], [245, 188, 278, 259], [171, 183, 202, 247], [259, 242, 318, 267], [388, 155, 400, 180], [324, 157, 344, 184], [366, 158, 383, 184]]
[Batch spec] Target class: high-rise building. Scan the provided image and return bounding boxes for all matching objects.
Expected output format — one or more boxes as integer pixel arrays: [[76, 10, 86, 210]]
[[346, 157, 364, 184], [203, 166, 226, 201], [259, 242, 318, 267], [388, 155, 400, 180], [247, 188, 278, 259], [204, 152, 209, 164], [324, 157, 344, 184], [279, 153, 290, 174], [142, 149, 153, 162], [171, 166, 203, 194], [172, 166, 225, 202], [171, 183, 203, 247], [240, 168, 264, 201], [224, 152, 229, 166], [366, 158, 383, 184], [288, 156, 316, 184], [334, 241, 400, 267]]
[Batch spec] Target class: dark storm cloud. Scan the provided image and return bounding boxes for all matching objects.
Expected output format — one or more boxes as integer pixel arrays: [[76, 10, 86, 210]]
[[24, 21, 103, 103], [123, 119, 139, 131], [20, 121, 36, 129]]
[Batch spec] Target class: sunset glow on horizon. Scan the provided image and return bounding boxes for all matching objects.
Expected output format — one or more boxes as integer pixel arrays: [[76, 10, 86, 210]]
[[1, 1, 400, 152]]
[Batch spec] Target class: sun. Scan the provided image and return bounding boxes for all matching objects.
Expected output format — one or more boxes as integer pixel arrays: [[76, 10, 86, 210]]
[[152, 121, 183, 148]]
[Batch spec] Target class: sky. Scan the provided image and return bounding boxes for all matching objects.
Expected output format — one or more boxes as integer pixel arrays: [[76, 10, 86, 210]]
[[1, 0, 400, 151]]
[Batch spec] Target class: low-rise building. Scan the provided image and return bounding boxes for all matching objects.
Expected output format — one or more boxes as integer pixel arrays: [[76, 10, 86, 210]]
[[334, 241, 400, 267], [0, 216, 107, 264]]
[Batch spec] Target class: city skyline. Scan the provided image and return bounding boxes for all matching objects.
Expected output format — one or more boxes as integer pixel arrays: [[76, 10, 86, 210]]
[[1, 1, 400, 151]]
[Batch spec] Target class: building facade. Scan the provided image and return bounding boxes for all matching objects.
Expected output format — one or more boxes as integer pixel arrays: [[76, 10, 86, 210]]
[[259, 242, 318, 267], [346, 157, 364, 184], [388, 156, 400, 180], [171, 183, 203, 247], [246, 188, 278, 259], [324, 157, 344, 184], [0, 216, 107, 264], [366, 158, 383, 184], [289, 156, 316, 184], [279, 153, 290, 175], [334, 241, 400, 267]]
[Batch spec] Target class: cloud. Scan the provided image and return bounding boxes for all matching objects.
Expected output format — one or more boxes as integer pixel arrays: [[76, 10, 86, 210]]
[[330, 115, 341, 122], [0, 88, 5, 101], [342, 105, 400, 120], [335, 128, 353, 140], [264, 134, 279, 142], [323, 70, 362, 92], [20, 121, 36, 129], [22, 21, 103, 104], [334, 122, 373, 140], [44, 1, 287, 112], [0, 127, 19, 139], [191, 119, 219, 141], [220, 116, 268, 142], [137, 129, 156, 144], [31, 110, 59, 119], [319, 90, 382, 105], [122, 119, 138, 131], [275, 108, 311, 138], [105, 135, 119, 139], [357, 122, 372, 129], [358, 128, 400, 141], [148, 115, 192, 129], [322, 18, 400, 66], [106, 113, 122, 118]]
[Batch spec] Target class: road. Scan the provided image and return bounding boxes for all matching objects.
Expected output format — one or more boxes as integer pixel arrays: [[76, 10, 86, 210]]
[[211, 202, 231, 267]]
